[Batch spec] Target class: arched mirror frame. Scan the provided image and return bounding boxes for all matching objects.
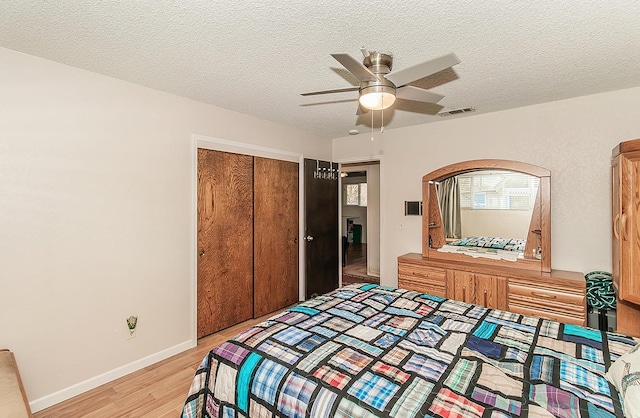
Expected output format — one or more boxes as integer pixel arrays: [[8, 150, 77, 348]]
[[422, 159, 551, 273]]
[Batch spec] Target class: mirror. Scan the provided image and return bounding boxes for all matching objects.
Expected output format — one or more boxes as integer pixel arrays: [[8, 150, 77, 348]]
[[422, 160, 551, 273], [436, 170, 539, 240]]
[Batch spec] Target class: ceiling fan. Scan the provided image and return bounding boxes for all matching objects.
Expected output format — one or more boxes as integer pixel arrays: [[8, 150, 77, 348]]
[[301, 48, 460, 115]]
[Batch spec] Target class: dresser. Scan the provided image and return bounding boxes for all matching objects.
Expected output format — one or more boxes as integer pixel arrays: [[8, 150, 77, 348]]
[[398, 253, 587, 326]]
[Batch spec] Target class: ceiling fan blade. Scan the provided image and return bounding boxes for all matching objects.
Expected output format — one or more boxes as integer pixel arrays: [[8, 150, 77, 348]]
[[301, 86, 359, 96], [331, 53, 377, 82], [396, 86, 445, 104], [384, 53, 460, 87]]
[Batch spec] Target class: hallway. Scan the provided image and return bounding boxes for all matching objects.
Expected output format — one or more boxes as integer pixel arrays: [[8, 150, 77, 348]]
[[342, 243, 380, 286]]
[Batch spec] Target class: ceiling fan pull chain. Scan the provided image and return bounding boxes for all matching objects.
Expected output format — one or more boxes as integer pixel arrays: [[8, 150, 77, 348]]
[[381, 97, 384, 133], [371, 111, 374, 141]]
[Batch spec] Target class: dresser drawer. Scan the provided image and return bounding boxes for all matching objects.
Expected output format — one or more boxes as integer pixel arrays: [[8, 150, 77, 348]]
[[398, 263, 445, 281], [508, 283, 585, 308], [508, 292, 585, 316], [398, 261, 446, 297], [508, 281, 586, 326], [398, 275, 446, 297]]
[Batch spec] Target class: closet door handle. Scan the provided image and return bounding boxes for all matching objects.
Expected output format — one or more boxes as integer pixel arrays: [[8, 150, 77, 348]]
[[462, 286, 466, 301], [483, 289, 488, 307], [613, 213, 621, 240]]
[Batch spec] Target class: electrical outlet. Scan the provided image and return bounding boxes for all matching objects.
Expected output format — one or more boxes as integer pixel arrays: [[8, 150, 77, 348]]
[[126, 315, 138, 340]]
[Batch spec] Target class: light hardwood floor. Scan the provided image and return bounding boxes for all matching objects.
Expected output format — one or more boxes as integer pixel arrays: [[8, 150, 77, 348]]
[[33, 312, 282, 418]]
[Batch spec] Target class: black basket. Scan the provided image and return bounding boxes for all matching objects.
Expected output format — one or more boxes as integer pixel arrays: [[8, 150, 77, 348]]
[[585, 271, 616, 310]]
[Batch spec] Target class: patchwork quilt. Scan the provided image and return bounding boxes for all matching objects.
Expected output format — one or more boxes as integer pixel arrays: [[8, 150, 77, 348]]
[[448, 236, 526, 253], [182, 284, 637, 418]]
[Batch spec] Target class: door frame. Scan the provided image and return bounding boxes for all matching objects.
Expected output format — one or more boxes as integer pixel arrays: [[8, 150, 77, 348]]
[[336, 156, 384, 285], [191, 134, 304, 345]]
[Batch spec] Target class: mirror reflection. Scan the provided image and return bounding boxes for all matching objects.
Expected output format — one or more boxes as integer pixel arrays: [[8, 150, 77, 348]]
[[436, 170, 540, 240]]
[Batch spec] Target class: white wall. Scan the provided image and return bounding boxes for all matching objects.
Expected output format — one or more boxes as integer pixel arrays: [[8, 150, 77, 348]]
[[366, 165, 381, 276], [333, 86, 640, 286], [0, 47, 330, 411], [461, 209, 532, 239]]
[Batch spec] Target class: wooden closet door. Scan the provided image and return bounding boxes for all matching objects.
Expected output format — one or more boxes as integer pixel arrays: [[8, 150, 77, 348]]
[[253, 157, 299, 317], [197, 149, 254, 338]]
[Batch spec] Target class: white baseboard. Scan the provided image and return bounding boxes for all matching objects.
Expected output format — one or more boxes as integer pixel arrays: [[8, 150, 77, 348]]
[[29, 339, 195, 413]]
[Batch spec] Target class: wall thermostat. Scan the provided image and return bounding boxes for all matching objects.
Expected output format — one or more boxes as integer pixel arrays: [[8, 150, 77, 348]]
[[404, 201, 422, 216]]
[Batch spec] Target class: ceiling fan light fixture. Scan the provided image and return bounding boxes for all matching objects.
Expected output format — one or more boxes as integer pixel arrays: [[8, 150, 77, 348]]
[[359, 85, 396, 110]]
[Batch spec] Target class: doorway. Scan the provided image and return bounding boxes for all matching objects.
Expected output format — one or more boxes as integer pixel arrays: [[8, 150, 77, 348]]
[[341, 161, 380, 285]]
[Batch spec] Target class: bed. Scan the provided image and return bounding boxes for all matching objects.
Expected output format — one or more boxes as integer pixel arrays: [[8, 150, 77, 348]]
[[182, 284, 639, 418], [437, 236, 527, 262]]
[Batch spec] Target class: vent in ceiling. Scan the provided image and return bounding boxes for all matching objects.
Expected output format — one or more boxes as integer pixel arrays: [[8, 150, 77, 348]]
[[438, 106, 476, 117]]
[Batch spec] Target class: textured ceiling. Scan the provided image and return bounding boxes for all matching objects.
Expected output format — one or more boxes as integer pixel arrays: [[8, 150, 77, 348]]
[[1, 1, 639, 140]]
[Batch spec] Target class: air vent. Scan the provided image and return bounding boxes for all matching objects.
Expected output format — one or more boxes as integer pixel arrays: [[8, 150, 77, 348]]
[[438, 107, 476, 117]]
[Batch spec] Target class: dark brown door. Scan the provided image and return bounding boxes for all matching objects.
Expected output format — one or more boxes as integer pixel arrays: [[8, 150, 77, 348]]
[[304, 159, 339, 298], [254, 157, 299, 317], [197, 149, 254, 338]]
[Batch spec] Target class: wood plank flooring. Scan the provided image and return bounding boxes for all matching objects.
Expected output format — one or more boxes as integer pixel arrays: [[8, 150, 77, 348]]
[[33, 311, 284, 418]]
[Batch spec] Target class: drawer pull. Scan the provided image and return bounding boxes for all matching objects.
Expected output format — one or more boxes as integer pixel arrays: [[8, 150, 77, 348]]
[[483, 289, 488, 307], [462, 286, 466, 301], [531, 291, 556, 299]]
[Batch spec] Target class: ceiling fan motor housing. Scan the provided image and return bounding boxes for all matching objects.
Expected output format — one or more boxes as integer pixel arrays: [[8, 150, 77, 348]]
[[362, 52, 393, 74]]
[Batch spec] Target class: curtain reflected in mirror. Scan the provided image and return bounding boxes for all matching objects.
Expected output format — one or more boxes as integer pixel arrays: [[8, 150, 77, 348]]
[[436, 177, 461, 239]]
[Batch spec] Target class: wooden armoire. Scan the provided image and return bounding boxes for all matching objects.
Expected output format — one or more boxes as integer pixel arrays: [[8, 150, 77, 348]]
[[197, 149, 299, 338], [612, 139, 640, 337]]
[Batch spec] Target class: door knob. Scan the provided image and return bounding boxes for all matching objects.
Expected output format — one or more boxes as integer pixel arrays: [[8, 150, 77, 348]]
[[199, 249, 205, 257], [304, 235, 314, 242]]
